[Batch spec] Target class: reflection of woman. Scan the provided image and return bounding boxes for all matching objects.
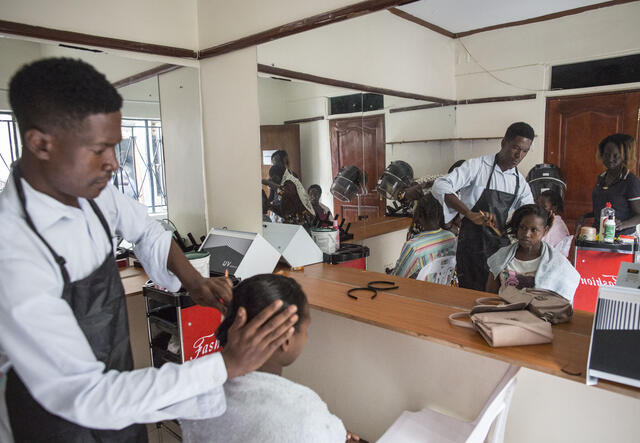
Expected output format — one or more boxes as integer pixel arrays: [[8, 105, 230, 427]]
[[391, 193, 456, 280], [577, 134, 640, 236]]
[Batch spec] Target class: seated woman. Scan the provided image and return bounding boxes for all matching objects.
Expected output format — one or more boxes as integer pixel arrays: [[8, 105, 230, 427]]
[[391, 192, 457, 280], [308, 184, 333, 227], [181, 274, 352, 443], [486, 204, 580, 303], [537, 189, 571, 254], [577, 133, 640, 236]]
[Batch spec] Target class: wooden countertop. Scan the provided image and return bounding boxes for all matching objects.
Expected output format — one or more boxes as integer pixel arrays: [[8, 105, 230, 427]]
[[281, 263, 640, 400], [347, 216, 412, 241], [120, 264, 639, 399]]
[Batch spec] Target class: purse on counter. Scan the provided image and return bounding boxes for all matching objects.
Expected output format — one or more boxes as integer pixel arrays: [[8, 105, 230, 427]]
[[476, 285, 573, 325], [449, 303, 553, 347]]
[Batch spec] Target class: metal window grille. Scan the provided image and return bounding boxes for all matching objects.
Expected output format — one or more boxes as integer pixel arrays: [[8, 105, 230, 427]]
[[0, 113, 167, 217]]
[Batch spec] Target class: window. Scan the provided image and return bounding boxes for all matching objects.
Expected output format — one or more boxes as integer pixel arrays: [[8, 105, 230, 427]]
[[113, 118, 167, 216], [0, 113, 167, 217], [0, 112, 21, 193]]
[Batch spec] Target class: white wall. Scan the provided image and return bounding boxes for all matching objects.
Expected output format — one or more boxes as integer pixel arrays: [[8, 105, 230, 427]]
[[451, 1, 640, 173], [286, 308, 640, 443], [1, 0, 199, 49], [258, 10, 456, 101], [159, 67, 207, 240], [197, 0, 364, 48], [199, 47, 262, 233]]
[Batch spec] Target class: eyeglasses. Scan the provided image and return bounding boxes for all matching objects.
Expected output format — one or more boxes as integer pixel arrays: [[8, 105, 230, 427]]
[[347, 280, 399, 300]]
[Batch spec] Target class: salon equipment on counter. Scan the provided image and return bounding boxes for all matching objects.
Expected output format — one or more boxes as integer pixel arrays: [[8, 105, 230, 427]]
[[310, 227, 340, 254], [346, 280, 399, 300], [199, 228, 280, 280], [333, 214, 354, 242], [386, 200, 413, 217], [526, 163, 567, 199], [144, 284, 223, 366], [587, 285, 640, 388], [323, 243, 370, 270], [262, 222, 324, 268], [160, 218, 201, 252]]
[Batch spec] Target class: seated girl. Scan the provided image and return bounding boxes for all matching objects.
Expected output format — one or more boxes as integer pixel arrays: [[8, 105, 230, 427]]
[[391, 192, 457, 280], [486, 204, 580, 303], [537, 190, 571, 255], [181, 274, 353, 443]]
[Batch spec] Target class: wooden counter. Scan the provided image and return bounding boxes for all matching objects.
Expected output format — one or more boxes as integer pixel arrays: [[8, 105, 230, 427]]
[[281, 263, 640, 400], [120, 264, 639, 399], [347, 216, 411, 241]]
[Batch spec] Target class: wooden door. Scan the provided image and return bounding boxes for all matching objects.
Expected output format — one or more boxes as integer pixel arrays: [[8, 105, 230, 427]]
[[260, 124, 301, 193], [330, 115, 386, 222], [545, 91, 640, 231]]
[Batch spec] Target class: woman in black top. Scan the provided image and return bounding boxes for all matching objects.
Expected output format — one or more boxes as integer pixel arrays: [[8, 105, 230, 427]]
[[577, 134, 640, 236]]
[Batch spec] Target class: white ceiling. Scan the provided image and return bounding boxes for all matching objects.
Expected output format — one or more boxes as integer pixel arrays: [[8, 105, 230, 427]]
[[398, 0, 610, 33]]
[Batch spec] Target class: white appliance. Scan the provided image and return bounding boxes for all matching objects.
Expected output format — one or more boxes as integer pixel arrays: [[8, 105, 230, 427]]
[[262, 222, 324, 268]]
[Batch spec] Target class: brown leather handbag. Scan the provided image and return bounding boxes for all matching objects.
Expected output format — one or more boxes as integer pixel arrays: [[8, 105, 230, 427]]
[[449, 305, 554, 347], [477, 286, 573, 324]]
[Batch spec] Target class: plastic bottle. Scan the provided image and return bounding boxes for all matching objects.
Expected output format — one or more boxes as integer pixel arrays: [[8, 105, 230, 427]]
[[599, 202, 615, 239], [604, 215, 616, 243]]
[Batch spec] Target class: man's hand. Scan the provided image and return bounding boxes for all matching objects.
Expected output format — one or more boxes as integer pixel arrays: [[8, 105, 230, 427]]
[[465, 210, 495, 226], [402, 183, 424, 202], [221, 300, 299, 379], [185, 276, 232, 314]]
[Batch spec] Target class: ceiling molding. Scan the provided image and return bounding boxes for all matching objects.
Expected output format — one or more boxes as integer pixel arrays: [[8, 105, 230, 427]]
[[113, 64, 182, 89], [198, 0, 419, 59], [258, 64, 455, 104], [390, 0, 638, 39], [0, 20, 197, 58], [387, 7, 455, 38]]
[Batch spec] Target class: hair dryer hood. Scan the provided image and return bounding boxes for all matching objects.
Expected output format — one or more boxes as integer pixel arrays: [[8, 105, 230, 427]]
[[331, 165, 365, 202], [376, 161, 414, 200]]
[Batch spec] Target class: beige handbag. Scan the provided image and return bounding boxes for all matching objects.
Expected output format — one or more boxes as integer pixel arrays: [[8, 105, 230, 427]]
[[449, 306, 553, 347], [477, 286, 573, 324]]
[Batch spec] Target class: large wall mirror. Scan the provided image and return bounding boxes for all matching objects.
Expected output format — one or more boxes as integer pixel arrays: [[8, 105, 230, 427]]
[[257, 73, 456, 223], [0, 36, 207, 240]]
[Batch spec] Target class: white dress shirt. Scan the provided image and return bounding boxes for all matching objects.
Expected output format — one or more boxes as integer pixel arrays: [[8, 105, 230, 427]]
[[431, 155, 534, 223], [0, 175, 227, 430]]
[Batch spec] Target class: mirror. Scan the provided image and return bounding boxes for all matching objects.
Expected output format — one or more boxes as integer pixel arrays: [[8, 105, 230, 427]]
[[0, 35, 207, 240], [257, 73, 456, 224]]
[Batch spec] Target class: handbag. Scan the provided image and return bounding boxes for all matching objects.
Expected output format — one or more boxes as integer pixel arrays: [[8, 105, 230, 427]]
[[449, 304, 553, 347], [477, 285, 573, 324]]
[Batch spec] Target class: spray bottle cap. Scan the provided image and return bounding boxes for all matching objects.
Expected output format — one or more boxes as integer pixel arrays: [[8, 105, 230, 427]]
[[608, 215, 614, 220], [606, 202, 612, 208]]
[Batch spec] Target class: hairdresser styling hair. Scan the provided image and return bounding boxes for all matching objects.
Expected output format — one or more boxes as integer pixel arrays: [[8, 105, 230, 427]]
[[431, 122, 535, 291]]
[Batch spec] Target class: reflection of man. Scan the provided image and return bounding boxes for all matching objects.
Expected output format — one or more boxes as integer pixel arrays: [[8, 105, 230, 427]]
[[431, 122, 535, 291], [0, 58, 298, 441]]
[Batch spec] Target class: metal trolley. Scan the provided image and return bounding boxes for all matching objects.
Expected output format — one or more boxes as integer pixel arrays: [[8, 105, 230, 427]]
[[143, 284, 223, 441]]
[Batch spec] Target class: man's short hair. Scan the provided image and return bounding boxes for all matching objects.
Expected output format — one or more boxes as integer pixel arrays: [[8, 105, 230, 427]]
[[308, 184, 322, 194], [9, 57, 122, 138], [504, 122, 534, 142]]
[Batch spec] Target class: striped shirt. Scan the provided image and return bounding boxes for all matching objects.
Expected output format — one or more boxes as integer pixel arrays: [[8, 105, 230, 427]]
[[392, 229, 457, 279]]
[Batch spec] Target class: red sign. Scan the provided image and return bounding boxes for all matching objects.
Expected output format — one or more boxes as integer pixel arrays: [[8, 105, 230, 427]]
[[180, 305, 223, 361], [574, 249, 633, 312]]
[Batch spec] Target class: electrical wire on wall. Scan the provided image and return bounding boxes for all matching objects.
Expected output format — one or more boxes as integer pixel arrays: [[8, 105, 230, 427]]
[[457, 37, 549, 93]]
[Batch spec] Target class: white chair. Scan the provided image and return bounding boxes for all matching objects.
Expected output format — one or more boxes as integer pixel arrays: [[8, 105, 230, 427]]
[[377, 365, 520, 443], [416, 256, 456, 285], [555, 235, 573, 258]]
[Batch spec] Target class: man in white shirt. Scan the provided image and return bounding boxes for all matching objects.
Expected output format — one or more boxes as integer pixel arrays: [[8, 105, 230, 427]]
[[431, 122, 535, 291], [0, 58, 298, 442]]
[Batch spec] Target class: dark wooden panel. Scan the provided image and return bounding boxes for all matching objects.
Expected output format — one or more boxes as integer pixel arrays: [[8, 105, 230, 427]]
[[113, 64, 181, 88], [258, 64, 454, 105], [0, 20, 197, 58], [330, 115, 386, 222], [545, 91, 640, 230]]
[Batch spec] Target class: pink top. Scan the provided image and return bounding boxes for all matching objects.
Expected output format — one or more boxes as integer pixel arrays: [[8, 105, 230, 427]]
[[543, 214, 570, 247]]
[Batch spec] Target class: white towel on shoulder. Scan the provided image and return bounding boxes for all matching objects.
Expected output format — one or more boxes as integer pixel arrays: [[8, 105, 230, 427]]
[[181, 371, 346, 443]]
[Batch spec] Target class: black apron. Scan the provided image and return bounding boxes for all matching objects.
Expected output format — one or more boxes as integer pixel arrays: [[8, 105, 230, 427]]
[[5, 167, 147, 443], [456, 156, 519, 291]]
